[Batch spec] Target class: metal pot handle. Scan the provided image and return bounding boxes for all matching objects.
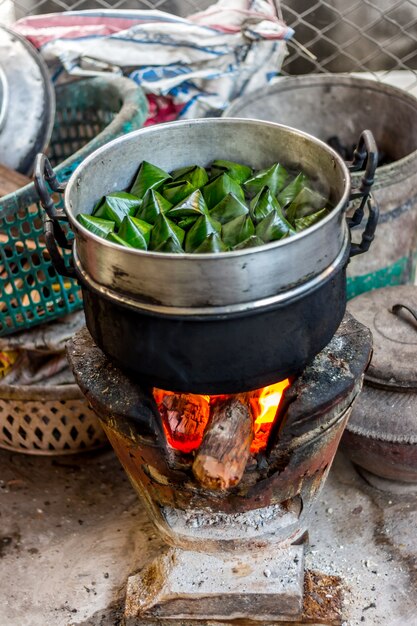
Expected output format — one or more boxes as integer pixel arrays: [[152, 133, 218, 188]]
[[346, 130, 379, 258], [34, 153, 75, 278], [391, 303, 417, 329]]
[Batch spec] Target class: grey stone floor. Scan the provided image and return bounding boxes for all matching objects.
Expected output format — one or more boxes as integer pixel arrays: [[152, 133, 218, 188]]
[[0, 446, 416, 626]]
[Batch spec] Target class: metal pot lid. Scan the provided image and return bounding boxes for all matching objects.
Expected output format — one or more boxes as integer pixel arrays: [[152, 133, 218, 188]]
[[0, 25, 55, 176], [347, 285, 417, 389]]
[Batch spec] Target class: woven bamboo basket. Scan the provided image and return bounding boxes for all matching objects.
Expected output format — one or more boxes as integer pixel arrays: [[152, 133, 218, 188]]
[[0, 382, 107, 455]]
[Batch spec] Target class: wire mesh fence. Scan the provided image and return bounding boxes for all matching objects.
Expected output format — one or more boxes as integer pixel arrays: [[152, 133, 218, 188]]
[[280, 0, 417, 91], [1, 0, 417, 91]]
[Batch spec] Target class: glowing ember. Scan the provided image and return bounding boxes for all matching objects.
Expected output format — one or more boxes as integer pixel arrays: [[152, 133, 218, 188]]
[[153, 389, 210, 453], [153, 379, 291, 455]]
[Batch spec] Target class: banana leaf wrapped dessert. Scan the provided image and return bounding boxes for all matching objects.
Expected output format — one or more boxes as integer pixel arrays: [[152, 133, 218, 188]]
[[210, 160, 252, 184], [94, 191, 141, 227], [203, 173, 245, 209], [209, 193, 248, 224], [118, 216, 153, 250], [166, 190, 208, 221], [185, 214, 222, 253], [77, 157, 332, 254], [138, 190, 172, 224], [170, 165, 209, 189], [222, 214, 255, 248], [245, 163, 288, 197], [130, 161, 171, 198], [150, 213, 185, 251], [77, 215, 115, 238]]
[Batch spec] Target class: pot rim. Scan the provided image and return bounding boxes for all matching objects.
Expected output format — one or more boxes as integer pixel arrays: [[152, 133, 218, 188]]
[[65, 117, 351, 261], [74, 228, 350, 317]]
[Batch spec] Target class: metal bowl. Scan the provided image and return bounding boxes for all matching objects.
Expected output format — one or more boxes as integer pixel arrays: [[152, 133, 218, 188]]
[[0, 25, 55, 175]]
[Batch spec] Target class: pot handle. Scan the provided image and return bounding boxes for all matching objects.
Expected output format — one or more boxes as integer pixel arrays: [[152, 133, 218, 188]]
[[391, 303, 417, 329], [34, 154, 76, 278], [346, 130, 380, 258]]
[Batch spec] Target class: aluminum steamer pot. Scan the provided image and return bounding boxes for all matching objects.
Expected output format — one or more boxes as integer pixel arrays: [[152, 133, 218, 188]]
[[35, 119, 378, 394]]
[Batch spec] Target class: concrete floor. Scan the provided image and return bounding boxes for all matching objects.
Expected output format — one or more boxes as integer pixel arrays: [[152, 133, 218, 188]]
[[0, 446, 416, 626]]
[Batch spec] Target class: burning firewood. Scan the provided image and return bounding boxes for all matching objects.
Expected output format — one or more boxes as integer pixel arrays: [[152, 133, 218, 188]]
[[192, 397, 253, 491]]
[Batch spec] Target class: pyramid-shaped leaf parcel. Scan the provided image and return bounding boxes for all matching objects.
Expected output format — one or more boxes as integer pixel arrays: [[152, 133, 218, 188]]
[[209, 193, 248, 225], [162, 180, 197, 205], [295, 208, 329, 232], [149, 213, 185, 251], [77, 214, 115, 238], [256, 208, 295, 242], [93, 191, 141, 227], [137, 189, 172, 225], [166, 190, 209, 220], [130, 161, 171, 199], [153, 236, 184, 254], [185, 214, 222, 253], [106, 232, 134, 248], [285, 186, 329, 225], [118, 216, 153, 250], [202, 173, 245, 210], [222, 214, 255, 248], [250, 187, 281, 224], [210, 159, 252, 184], [244, 163, 288, 197], [170, 165, 209, 189], [233, 235, 265, 250], [194, 233, 228, 253], [277, 172, 308, 208]]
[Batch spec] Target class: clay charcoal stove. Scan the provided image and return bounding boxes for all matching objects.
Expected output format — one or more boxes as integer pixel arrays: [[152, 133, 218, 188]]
[[67, 312, 372, 625], [37, 115, 379, 624]]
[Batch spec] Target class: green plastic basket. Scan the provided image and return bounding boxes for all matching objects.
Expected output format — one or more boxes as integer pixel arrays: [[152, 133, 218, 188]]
[[0, 76, 148, 337]]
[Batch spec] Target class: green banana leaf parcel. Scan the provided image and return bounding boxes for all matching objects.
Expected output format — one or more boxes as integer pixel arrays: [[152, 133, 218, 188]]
[[77, 158, 331, 255]]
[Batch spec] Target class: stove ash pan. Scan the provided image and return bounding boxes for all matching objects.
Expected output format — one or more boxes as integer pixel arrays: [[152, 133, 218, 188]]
[[67, 313, 372, 551]]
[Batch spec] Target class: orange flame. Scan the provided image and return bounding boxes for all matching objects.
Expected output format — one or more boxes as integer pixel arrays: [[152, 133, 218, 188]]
[[249, 379, 291, 453], [153, 379, 291, 455]]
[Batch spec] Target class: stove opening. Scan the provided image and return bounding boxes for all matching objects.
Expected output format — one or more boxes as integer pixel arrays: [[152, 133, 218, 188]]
[[153, 379, 291, 455]]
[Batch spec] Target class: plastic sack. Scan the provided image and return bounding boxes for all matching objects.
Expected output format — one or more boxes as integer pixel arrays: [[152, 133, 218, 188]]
[[14, 0, 293, 123]]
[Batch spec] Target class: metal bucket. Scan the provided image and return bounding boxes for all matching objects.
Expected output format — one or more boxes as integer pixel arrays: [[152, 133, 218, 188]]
[[225, 75, 417, 298]]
